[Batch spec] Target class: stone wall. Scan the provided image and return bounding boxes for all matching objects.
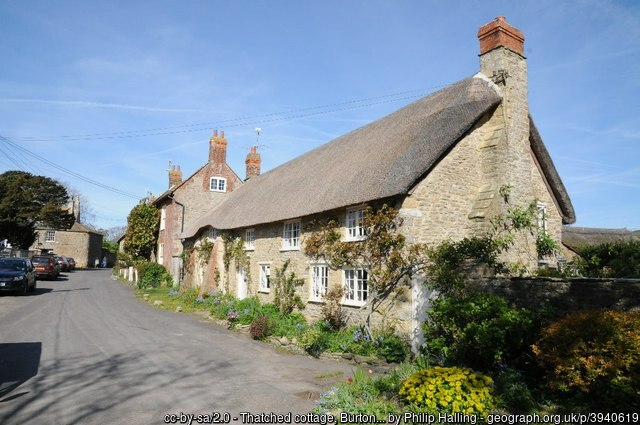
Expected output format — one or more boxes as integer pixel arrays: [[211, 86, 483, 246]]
[[471, 277, 640, 314]]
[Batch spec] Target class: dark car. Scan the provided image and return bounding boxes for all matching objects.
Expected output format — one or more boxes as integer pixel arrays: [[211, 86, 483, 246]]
[[55, 256, 70, 272], [66, 257, 76, 271], [0, 257, 36, 295], [31, 255, 60, 280]]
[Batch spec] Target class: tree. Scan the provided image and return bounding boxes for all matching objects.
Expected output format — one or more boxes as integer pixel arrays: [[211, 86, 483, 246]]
[[105, 225, 127, 242], [304, 204, 429, 336], [123, 198, 158, 260], [0, 171, 75, 248], [102, 239, 119, 254]]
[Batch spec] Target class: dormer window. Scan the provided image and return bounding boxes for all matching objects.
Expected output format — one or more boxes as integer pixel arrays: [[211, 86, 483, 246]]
[[210, 177, 227, 192]]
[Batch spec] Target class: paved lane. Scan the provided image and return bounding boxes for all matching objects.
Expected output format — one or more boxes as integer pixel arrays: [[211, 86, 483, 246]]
[[0, 269, 351, 425]]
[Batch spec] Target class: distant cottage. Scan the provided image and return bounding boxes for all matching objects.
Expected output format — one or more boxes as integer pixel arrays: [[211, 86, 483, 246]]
[[153, 130, 252, 283], [160, 17, 576, 344], [30, 195, 103, 268]]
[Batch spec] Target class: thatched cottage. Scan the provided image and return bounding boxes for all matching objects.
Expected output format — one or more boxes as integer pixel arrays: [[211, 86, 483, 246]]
[[176, 17, 575, 343]]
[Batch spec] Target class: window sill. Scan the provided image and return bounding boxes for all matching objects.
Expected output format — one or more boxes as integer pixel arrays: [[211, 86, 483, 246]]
[[308, 298, 325, 304], [244, 247, 255, 252], [258, 289, 270, 294], [342, 300, 366, 307], [280, 247, 300, 252], [344, 237, 366, 242]]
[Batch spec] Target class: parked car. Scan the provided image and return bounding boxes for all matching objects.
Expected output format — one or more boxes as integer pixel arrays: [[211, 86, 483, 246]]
[[31, 255, 60, 280], [0, 257, 37, 295], [66, 257, 76, 271], [55, 256, 70, 272]]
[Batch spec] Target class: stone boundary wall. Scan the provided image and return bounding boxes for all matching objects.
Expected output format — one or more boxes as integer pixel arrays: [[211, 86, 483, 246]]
[[471, 277, 640, 315]]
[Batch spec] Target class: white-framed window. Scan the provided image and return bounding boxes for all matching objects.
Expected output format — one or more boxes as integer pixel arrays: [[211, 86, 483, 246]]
[[343, 268, 368, 306], [536, 202, 548, 234], [160, 206, 166, 231], [210, 176, 227, 192], [346, 208, 366, 240], [45, 231, 56, 242], [206, 227, 217, 241], [158, 243, 164, 264], [282, 221, 301, 250], [310, 263, 329, 301], [245, 229, 255, 250], [259, 263, 271, 292]]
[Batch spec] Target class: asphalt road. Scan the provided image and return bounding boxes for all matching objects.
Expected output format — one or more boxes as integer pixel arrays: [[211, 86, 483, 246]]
[[0, 269, 352, 425]]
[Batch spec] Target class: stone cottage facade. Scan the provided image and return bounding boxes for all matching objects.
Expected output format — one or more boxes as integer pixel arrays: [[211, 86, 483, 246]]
[[29, 195, 104, 268], [153, 131, 244, 284], [179, 17, 575, 344]]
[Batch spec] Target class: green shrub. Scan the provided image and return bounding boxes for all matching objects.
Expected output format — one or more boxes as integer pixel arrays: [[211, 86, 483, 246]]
[[493, 368, 537, 413], [399, 366, 494, 416], [574, 240, 640, 278], [314, 368, 400, 420], [271, 312, 306, 337], [234, 296, 263, 325], [532, 310, 640, 411], [325, 326, 377, 357], [378, 334, 409, 364], [137, 262, 172, 288], [249, 315, 272, 340], [300, 327, 326, 357], [422, 292, 537, 370]]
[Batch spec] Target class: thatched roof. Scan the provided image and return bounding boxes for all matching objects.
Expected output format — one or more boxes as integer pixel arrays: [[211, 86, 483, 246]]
[[529, 119, 575, 224], [183, 73, 574, 237], [562, 226, 638, 252]]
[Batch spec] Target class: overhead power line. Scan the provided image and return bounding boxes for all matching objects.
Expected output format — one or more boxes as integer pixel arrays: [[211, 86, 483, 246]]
[[9, 85, 448, 142], [0, 135, 142, 200]]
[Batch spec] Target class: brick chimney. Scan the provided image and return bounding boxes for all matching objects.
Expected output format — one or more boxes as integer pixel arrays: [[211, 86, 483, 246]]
[[245, 146, 261, 180], [168, 164, 183, 188], [478, 16, 524, 56], [209, 130, 227, 164], [477, 17, 534, 236]]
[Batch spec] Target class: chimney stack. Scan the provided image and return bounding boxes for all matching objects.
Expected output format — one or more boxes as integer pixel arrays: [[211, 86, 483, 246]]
[[478, 16, 524, 57], [168, 164, 183, 188], [245, 146, 261, 180], [209, 129, 228, 164]]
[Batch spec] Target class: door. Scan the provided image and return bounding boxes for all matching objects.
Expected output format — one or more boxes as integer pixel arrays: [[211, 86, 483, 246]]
[[236, 266, 247, 299]]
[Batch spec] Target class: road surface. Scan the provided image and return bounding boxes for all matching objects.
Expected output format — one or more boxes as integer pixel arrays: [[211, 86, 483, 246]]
[[0, 269, 352, 425]]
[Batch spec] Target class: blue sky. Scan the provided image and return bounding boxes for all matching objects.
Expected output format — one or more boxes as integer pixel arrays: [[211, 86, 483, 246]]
[[1, 0, 638, 232]]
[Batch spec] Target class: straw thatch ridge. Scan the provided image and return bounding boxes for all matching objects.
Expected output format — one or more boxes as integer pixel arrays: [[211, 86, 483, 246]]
[[183, 73, 575, 238], [183, 76, 502, 236]]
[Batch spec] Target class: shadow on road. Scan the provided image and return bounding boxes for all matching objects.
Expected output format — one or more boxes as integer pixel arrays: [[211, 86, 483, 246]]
[[51, 288, 91, 293], [0, 288, 53, 297], [0, 342, 41, 401], [0, 350, 240, 425]]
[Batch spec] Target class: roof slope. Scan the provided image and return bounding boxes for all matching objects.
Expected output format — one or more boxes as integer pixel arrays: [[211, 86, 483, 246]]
[[185, 76, 502, 235], [529, 118, 576, 224], [562, 226, 638, 251]]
